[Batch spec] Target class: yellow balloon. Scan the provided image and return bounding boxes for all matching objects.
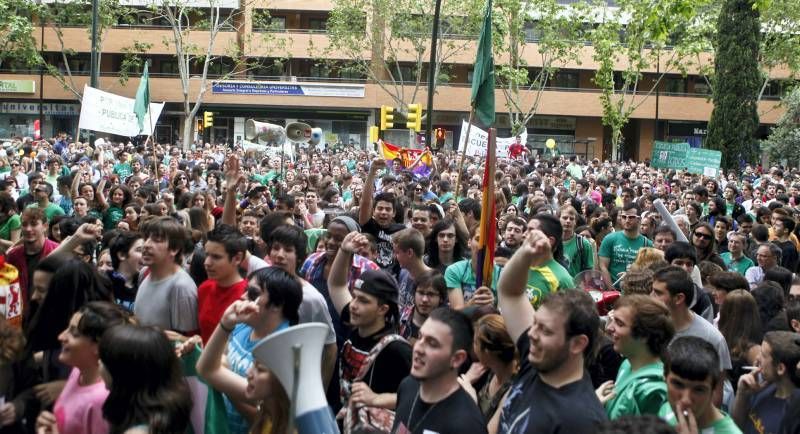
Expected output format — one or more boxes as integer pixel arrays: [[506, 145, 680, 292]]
[[545, 138, 556, 149]]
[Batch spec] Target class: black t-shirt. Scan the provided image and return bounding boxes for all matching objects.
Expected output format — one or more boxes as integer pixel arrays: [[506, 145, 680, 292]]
[[361, 218, 405, 273], [392, 376, 488, 434], [497, 329, 607, 434], [338, 303, 412, 404]]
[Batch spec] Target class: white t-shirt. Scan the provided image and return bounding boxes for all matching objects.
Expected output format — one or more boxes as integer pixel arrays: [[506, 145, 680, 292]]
[[300, 280, 337, 345]]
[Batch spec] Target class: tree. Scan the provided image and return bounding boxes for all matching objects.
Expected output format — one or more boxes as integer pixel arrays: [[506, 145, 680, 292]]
[[705, 0, 761, 170], [38, 0, 134, 101], [493, 0, 587, 135], [140, 0, 287, 147], [762, 87, 800, 165], [0, 0, 40, 71], [588, 0, 699, 161], [325, 0, 484, 118]]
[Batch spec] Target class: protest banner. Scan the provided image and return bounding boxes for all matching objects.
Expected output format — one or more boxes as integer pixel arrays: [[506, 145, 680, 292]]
[[78, 85, 165, 137]]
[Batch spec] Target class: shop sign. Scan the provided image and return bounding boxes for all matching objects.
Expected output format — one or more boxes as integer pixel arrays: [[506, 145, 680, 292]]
[[0, 80, 35, 94], [211, 81, 365, 98], [0, 102, 80, 116]]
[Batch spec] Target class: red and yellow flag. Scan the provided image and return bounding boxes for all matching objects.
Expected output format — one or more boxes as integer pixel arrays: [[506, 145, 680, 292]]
[[476, 129, 497, 287]]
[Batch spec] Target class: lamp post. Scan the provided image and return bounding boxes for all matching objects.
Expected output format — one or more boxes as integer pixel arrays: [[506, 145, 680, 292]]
[[89, 0, 100, 88], [425, 0, 443, 150]]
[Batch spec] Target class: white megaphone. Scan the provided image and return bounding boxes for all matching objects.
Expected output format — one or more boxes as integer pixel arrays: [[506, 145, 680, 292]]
[[245, 120, 286, 144], [309, 127, 323, 147], [285, 122, 313, 143], [252, 323, 339, 434]]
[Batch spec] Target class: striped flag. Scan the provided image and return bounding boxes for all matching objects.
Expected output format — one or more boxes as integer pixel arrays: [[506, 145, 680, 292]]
[[475, 128, 497, 287]]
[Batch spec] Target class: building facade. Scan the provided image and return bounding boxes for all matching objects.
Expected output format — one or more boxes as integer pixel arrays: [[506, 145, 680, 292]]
[[0, 0, 788, 161]]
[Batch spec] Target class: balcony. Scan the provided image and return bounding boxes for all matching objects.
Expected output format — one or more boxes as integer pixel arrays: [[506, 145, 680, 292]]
[[0, 72, 782, 124], [34, 26, 237, 57]]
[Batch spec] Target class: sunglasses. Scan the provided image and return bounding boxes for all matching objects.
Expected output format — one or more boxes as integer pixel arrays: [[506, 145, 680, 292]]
[[693, 232, 712, 240]]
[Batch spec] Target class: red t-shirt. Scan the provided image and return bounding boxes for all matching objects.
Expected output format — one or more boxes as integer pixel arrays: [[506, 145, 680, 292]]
[[197, 278, 247, 343]]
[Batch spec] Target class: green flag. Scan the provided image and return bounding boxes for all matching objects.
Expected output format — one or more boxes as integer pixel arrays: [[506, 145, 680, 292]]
[[133, 62, 150, 134], [471, 0, 495, 127]]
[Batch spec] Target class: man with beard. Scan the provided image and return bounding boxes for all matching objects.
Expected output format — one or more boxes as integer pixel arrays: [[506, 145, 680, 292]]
[[500, 217, 526, 252], [392, 308, 487, 434], [496, 229, 607, 433]]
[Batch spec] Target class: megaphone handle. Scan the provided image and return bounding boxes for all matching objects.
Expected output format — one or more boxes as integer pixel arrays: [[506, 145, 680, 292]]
[[290, 344, 301, 434]]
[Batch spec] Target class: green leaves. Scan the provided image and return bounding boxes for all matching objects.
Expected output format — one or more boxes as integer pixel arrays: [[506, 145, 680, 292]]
[[762, 87, 800, 164]]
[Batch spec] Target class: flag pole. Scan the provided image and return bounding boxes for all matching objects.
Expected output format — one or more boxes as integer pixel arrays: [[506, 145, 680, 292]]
[[147, 103, 157, 182], [453, 108, 474, 200]]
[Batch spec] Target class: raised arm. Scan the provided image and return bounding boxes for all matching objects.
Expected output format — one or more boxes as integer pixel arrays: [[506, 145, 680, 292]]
[[95, 178, 108, 210], [196, 300, 256, 404], [497, 230, 551, 343], [328, 232, 368, 315], [359, 158, 385, 225], [222, 157, 245, 227]]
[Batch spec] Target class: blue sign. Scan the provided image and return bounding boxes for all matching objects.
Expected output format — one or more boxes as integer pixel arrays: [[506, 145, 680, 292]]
[[212, 81, 365, 98], [212, 82, 304, 95]]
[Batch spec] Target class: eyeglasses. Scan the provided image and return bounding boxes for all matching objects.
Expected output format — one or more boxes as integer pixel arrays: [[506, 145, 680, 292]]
[[693, 232, 712, 240], [620, 215, 639, 220], [10, 163, 19, 167]]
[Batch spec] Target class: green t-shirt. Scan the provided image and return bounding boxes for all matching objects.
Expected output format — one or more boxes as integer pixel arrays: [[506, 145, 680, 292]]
[[563, 234, 595, 276], [305, 228, 327, 254], [103, 205, 125, 230], [113, 163, 132, 180], [658, 402, 742, 434], [526, 258, 575, 308], [26, 202, 65, 222], [444, 259, 499, 302], [599, 231, 653, 288], [605, 359, 667, 419], [0, 214, 21, 240], [720, 252, 755, 276]]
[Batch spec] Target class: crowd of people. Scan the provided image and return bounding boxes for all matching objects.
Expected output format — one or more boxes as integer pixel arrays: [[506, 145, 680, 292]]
[[1, 132, 800, 434]]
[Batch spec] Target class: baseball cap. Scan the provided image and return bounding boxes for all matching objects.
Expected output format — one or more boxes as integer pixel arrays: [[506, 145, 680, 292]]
[[353, 270, 399, 305]]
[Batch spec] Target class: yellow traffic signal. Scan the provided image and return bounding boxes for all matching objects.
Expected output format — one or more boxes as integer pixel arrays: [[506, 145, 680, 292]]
[[369, 126, 379, 143], [380, 105, 394, 130], [203, 111, 214, 128], [196, 118, 204, 133], [406, 103, 422, 131]]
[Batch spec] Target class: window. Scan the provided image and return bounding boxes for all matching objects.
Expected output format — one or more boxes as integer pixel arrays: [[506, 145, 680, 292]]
[[524, 21, 544, 42], [550, 71, 579, 88], [253, 11, 285, 31], [308, 18, 327, 30], [693, 80, 711, 95], [159, 60, 178, 75], [310, 64, 330, 78], [664, 77, 687, 94]]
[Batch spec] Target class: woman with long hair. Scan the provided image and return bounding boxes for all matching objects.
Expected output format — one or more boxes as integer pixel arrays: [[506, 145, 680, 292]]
[[424, 218, 467, 272], [596, 295, 675, 418], [196, 266, 303, 434], [718, 289, 762, 391], [35, 302, 133, 434], [459, 314, 518, 427], [99, 324, 192, 434]]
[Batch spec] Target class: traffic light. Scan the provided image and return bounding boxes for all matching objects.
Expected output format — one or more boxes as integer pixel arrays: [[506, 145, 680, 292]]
[[203, 111, 214, 128], [196, 118, 204, 133], [380, 105, 394, 130], [406, 103, 422, 131], [369, 126, 379, 143]]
